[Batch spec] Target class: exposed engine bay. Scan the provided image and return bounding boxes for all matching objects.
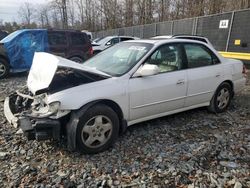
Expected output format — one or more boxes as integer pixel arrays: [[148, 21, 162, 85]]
[[8, 67, 108, 119]]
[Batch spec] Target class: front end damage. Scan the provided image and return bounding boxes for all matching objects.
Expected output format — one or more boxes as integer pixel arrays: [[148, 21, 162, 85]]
[[4, 52, 111, 147], [4, 87, 69, 141]]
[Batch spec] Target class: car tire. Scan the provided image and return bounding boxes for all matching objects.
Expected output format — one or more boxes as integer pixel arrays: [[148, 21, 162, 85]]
[[76, 104, 119, 154], [0, 57, 10, 79], [93, 51, 101, 55], [208, 82, 233, 113], [69, 56, 83, 63]]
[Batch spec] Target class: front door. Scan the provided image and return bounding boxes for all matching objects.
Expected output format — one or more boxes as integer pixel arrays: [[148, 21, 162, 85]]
[[128, 43, 188, 121]]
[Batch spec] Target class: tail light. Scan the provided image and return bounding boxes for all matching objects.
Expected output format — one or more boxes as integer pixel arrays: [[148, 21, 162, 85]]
[[242, 64, 247, 77], [88, 46, 93, 56]]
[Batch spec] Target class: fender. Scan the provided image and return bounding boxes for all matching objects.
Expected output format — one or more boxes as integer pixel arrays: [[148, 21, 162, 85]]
[[66, 100, 127, 151]]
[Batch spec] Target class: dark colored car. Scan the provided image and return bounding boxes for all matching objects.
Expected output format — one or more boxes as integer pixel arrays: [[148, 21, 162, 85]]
[[0, 29, 93, 78]]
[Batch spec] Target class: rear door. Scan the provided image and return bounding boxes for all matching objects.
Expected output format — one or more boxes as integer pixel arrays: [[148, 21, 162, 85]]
[[48, 31, 68, 57], [183, 43, 224, 107]]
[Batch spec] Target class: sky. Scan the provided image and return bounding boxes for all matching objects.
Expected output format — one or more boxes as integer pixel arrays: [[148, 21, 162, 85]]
[[0, 0, 48, 23]]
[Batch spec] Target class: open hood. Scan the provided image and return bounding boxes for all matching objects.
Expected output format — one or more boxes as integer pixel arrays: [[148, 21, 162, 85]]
[[27, 52, 111, 94]]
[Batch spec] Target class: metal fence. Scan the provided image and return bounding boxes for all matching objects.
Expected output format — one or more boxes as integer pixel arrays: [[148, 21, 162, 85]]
[[93, 9, 250, 52]]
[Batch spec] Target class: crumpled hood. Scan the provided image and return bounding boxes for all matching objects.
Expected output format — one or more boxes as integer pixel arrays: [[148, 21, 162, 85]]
[[27, 52, 110, 94]]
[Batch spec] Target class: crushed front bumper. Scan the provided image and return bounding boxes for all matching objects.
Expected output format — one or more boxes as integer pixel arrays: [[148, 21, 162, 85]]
[[4, 97, 61, 141]]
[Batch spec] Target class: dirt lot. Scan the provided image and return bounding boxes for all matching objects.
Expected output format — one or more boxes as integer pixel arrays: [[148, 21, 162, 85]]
[[0, 73, 250, 188]]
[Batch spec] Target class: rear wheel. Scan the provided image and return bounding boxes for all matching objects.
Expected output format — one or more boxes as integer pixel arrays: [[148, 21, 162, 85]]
[[76, 104, 119, 154], [69, 56, 83, 63], [0, 58, 9, 79], [208, 82, 233, 113]]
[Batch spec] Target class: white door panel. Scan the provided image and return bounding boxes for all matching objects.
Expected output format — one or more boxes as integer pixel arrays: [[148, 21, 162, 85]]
[[129, 70, 187, 121], [185, 64, 223, 106]]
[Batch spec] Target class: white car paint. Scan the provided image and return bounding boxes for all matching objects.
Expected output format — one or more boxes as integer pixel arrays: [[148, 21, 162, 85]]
[[28, 39, 246, 127], [152, 35, 213, 47], [92, 36, 139, 52], [28, 52, 110, 94]]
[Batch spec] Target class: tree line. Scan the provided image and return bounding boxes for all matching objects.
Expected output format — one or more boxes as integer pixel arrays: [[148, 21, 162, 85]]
[[0, 0, 250, 33]]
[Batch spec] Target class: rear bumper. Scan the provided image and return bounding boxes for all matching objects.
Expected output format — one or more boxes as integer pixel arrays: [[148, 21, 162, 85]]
[[4, 97, 61, 141]]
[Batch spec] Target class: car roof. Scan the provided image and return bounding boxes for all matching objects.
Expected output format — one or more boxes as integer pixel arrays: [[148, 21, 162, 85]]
[[125, 38, 210, 46]]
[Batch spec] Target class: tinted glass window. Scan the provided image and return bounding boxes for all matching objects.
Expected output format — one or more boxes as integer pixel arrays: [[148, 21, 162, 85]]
[[176, 37, 207, 43], [184, 44, 217, 68], [146, 44, 184, 73], [109, 37, 119, 45], [120, 37, 134, 42], [71, 33, 86, 45], [48, 32, 66, 45]]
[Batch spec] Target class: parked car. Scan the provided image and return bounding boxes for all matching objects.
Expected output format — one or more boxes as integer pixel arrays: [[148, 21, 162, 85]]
[[92, 36, 139, 54], [4, 38, 246, 154], [152, 35, 213, 47], [0, 29, 93, 78], [81, 30, 93, 41]]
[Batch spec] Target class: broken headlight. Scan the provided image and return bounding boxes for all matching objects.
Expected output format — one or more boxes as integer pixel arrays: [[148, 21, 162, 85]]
[[29, 101, 61, 118]]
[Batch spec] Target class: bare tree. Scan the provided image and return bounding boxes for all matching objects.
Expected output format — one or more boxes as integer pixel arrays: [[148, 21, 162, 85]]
[[15, 0, 250, 32], [67, 0, 76, 28], [37, 5, 51, 28], [18, 2, 35, 26]]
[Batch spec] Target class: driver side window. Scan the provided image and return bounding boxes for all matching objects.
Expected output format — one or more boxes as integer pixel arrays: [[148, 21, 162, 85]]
[[145, 44, 183, 73]]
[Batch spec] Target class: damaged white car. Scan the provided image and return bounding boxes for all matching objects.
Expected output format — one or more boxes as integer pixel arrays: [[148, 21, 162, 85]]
[[4, 39, 246, 154]]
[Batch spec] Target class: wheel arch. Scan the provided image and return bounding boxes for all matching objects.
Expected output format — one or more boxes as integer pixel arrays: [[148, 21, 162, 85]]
[[66, 99, 127, 151], [220, 80, 234, 96], [0, 54, 9, 64], [68, 55, 84, 61]]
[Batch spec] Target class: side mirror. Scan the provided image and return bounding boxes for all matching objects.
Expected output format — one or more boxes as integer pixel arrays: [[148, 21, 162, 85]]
[[134, 64, 159, 77], [106, 41, 111, 46]]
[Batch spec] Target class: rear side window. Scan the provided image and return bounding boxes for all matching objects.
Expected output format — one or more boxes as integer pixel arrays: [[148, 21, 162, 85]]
[[177, 37, 207, 43], [120, 37, 134, 42], [184, 44, 219, 68], [48, 32, 66, 45], [71, 33, 87, 45]]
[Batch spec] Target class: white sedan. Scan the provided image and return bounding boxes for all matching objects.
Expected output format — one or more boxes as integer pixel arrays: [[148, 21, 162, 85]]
[[4, 39, 246, 153]]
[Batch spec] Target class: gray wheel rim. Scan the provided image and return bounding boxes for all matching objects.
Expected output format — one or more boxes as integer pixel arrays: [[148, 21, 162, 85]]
[[81, 115, 113, 148], [217, 88, 230, 109], [70, 57, 82, 63], [0, 63, 6, 76]]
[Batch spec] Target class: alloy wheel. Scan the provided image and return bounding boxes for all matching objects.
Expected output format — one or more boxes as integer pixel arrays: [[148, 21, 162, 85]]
[[217, 88, 230, 110], [81, 115, 113, 148], [0, 63, 6, 77]]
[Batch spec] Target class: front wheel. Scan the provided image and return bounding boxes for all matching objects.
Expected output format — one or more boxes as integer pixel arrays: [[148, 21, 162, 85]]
[[208, 82, 233, 113], [0, 58, 10, 79], [76, 104, 119, 154]]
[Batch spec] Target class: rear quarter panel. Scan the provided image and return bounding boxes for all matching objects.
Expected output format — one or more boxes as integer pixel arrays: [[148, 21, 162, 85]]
[[222, 58, 246, 93]]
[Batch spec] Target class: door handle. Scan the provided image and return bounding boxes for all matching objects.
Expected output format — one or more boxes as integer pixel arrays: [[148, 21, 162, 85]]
[[176, 79, 185, 85], [215, 74, 221, 78]]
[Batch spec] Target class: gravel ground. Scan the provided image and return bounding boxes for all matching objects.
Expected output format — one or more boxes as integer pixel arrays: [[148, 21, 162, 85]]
[[0, 73, 250, 188]]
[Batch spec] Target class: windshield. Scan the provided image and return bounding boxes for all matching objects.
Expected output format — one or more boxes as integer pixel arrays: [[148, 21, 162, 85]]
[[0, 30, 24, 43], [93, 37, 104, 43], [83, 42, 153, 76]]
